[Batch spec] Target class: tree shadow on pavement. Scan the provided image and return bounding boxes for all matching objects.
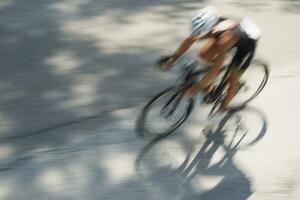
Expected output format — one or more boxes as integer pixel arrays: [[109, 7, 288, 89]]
[[0, 0, 208, 153], [281, 0, 300, 13], [0, 0, 271, 199], [0, 1, 212, 199], [227, 1, 269, 12], [228, 0, 300, 13]]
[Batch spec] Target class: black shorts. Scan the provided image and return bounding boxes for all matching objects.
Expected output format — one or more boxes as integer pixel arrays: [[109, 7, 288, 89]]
[[229, 26, 257, 73]]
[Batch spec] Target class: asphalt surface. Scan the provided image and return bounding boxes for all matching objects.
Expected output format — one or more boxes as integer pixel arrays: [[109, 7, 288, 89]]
[[0, 0, 300, 199]]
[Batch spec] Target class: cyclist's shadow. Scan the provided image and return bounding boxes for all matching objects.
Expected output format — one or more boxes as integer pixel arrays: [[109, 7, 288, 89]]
[[135, 106, 267, 200]]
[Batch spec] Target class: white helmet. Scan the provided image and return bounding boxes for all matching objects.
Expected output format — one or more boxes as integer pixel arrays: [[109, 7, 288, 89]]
[[190, 6, 219, 37]]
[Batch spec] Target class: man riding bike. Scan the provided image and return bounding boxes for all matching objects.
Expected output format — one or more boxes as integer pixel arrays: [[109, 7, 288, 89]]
[[160, 6, 261, 121]]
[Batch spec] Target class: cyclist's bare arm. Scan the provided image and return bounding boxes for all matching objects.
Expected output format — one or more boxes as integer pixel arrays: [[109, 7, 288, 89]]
[[172, 33, 212, 61], [161, 34, 209, 70], [171, 36, 197, 60]]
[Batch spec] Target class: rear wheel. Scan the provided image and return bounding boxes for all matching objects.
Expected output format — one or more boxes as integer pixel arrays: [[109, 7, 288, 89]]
[[229, 59, 269, 109], [222, 107, 267, 150], [137, 87, 194, 139]]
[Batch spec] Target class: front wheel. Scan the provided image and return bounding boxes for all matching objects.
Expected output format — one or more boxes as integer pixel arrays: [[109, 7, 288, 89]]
[[136, 87, 194, 139], [229, 59, 269, 109]]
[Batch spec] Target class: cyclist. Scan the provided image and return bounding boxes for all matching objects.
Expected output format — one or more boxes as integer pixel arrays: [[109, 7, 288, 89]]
[[160, 6, 261, 120]]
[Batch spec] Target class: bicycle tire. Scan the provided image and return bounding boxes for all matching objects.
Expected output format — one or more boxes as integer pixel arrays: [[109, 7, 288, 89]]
[[229, 59, 269, 109], [222, 107, 268, 150], [136, 87, 194, 139]]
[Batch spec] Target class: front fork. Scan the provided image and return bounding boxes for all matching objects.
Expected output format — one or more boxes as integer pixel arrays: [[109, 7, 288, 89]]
[[161, 82, 194, 118]]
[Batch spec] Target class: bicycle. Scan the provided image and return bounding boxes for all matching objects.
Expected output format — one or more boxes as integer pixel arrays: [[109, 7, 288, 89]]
[[136, 55, 269, 139]]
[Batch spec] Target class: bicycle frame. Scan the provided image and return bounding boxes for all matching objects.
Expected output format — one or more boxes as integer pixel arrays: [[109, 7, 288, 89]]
[[173, 61, 233, 116], [189, 62, 230, 89]]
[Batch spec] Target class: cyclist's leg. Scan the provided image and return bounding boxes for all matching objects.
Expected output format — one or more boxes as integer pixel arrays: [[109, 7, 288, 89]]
[[198, 54, 225, 90], [220, 70, 242, 112], [220, 40, 256, 112]]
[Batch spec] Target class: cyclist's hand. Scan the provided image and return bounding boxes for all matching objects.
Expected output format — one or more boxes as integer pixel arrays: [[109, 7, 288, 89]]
[[161, 59, 175, 71], [156, 55, 175, 71]]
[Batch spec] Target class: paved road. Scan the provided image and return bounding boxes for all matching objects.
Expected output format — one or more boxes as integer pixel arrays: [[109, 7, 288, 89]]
[[0, 0, 300, 199]]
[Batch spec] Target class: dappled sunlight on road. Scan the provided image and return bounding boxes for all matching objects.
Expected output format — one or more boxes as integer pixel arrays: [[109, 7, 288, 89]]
[[45, 51, 82, 75], [0, 182, 10, 199], [56, 74, 100, 116], [102, 151, 136, 184], [59, 5, 192, 54], [49, 0, 89, 13], [0, 112, 13, 136], [0, 145, 15, 162], [0, 0, 15, 9], [39, 168, 67, 193], [111, 108, 137, 129]]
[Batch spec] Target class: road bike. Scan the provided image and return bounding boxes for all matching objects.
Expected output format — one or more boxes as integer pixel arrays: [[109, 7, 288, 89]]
[[137, 55, 269, 139]]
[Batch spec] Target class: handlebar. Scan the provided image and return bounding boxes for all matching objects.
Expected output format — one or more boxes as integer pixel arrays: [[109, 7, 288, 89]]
[[155, 55, 173, 68], [155, 55, 198, 72]]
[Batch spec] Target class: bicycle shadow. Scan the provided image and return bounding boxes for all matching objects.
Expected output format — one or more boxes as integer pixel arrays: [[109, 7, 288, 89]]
[[135, 106, 268, 199], [181, 137, 253, 200]]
